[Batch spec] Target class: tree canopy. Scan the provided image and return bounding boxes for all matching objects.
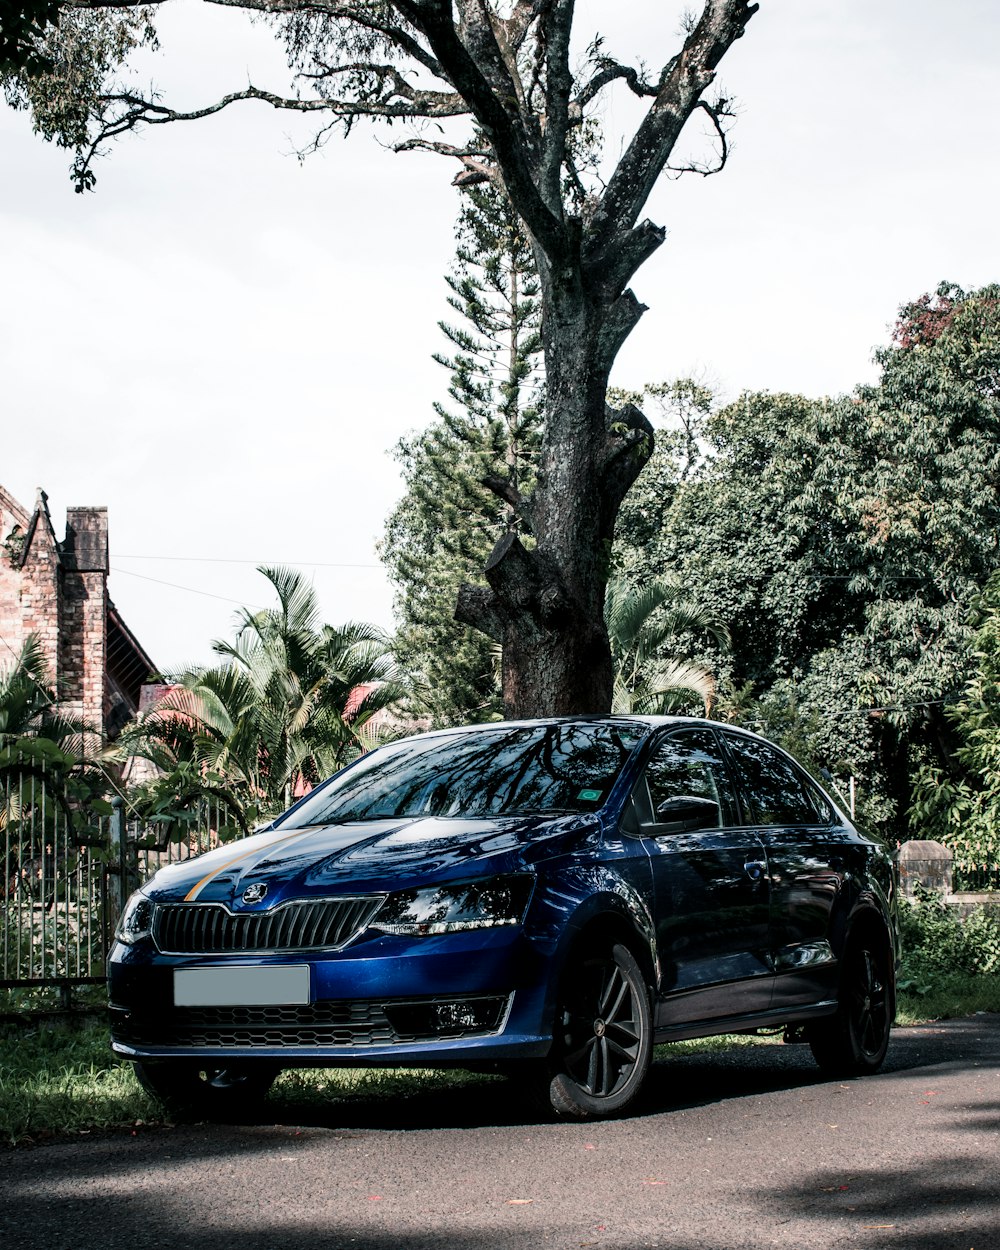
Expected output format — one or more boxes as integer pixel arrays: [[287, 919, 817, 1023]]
[[6, 0, 760, 715], [615, 283, 1000, 837], [0, 0, 60, 76], [911, 570, 1000, 865]]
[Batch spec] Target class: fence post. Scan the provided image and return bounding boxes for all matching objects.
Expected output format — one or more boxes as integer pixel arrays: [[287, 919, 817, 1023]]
[[109, 796, 126, 921]]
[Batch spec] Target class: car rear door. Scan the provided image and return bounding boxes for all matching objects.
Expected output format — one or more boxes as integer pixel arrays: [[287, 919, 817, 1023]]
[[720, 731, 848, 1011], [632, 727, 773, 1027]]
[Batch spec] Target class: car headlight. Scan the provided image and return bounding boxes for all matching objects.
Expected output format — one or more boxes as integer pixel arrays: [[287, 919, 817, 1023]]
[[372, 874, 533, 936], [115, 890, 155, 945]]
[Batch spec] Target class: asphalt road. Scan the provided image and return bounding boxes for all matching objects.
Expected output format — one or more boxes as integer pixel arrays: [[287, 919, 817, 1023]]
[[2, 1016, 998, 1250]]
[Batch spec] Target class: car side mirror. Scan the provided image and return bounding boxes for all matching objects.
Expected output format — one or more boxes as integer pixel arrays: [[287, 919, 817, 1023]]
[[653, 794, 720, 833]]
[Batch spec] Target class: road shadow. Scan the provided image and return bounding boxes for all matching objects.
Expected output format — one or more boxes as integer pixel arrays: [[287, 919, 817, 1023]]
[[242, 1013, 1000, 1132]]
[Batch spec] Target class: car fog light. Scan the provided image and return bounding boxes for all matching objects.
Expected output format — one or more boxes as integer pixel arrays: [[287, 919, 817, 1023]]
[[384, 995, 509, 1038]]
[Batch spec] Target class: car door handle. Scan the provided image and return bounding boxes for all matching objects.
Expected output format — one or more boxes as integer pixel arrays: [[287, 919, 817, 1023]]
[[744, 859, 767, 882]]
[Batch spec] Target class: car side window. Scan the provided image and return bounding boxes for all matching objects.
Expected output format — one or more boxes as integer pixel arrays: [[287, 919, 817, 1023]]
[[640, 729, 737, 831], [723, 733, 824, 826]]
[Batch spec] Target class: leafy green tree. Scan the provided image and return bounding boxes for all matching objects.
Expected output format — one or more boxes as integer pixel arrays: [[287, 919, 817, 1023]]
[[127, 565, 401, 832], [7, 0, 760, 714], [616, 285, 1000, 837], [0, 634, 113, 861], [2, 6, 157, 186], [0, 634, 80, 746], [910, 571, 1000, 864], [383, 180, 542, 726], [611, 378, 716, 589]]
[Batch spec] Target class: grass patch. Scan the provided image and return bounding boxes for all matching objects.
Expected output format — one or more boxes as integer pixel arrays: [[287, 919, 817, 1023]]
[[3, 982, 997, 1146], [0, 1018, 156, 1147], [896, 972, 1000, 1025], [0, 1019, 510, 1146]]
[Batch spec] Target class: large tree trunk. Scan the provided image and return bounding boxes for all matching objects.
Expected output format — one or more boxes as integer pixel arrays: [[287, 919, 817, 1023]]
[[443, 1, 758, 720], [456, 270, 653, 717]]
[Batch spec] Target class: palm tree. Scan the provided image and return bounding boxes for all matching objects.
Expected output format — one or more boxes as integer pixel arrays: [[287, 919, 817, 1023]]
[[128, 567, 404, 831], [0, 635, 82, 748], [605, 575, 729, 716], [0, 634, 112, 849]]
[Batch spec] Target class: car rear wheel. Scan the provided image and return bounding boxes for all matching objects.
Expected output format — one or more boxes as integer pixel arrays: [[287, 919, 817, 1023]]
[[809, 940, 891, 1077], [543, 942, 652, 1118], [133, 1060, 279, 1120]]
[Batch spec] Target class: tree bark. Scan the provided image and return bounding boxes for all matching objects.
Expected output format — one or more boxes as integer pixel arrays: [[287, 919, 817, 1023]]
[[456, 262, 654, 717]]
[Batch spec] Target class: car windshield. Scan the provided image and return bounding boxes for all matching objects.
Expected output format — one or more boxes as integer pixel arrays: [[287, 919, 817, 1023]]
[[279, 722, 647, 827]]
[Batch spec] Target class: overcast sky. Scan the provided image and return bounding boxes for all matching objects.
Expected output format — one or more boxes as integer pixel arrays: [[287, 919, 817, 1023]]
[[2, 0, 998, 675]]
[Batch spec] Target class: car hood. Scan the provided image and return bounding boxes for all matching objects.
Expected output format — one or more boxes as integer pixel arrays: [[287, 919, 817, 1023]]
[[141, 812, 597, 906]]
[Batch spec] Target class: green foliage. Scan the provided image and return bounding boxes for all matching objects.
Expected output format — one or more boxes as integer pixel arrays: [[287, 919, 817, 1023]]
[[0, 634, 81, 746], [382, 182, 543, 726], [615, 285, 1000, 840], [1, 5, 157, 190], [0, 0, 60, 77], [0, 1017, 157, 1146], [898, 889, 1000, 993], [605, 572, 728, 715], [0, 635, 114, 833], [910, 570, 1000, 862], [894, 973, 1000, 1025]]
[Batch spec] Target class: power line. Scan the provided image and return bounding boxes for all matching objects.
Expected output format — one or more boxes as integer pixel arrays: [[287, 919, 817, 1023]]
[[110, 567, 270, 609], [112, 554, 383, 569]]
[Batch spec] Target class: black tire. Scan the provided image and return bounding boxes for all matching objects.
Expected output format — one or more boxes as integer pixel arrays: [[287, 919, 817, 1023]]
[[543, 941, 652, 1118], [809, 940, 891, 1077], [133, 1060, 279, 1120]]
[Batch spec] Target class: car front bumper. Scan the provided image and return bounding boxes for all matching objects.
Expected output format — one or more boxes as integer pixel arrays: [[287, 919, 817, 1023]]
[[108, 923, 554, 1066]]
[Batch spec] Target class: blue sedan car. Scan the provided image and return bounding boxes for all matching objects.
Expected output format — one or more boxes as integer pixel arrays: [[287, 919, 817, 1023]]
[[110, 716, 898, 1118]]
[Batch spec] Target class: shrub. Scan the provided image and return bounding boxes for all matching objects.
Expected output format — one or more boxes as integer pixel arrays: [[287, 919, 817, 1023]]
[[899, 887, 1000, 989]]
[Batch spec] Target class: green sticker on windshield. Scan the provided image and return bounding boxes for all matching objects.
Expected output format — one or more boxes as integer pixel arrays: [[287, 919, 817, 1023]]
[[578, 788, 603, 802]]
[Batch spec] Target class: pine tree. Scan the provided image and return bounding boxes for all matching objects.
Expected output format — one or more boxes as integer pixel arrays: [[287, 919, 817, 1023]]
[[382, 183, 543, 725]]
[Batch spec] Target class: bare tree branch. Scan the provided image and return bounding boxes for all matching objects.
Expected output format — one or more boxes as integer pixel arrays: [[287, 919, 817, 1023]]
[[70, 80, 467, 191], [391, 134, 497, 184], [395, 0, 566, 261], [482, 473, 534, 531], [586, 0, 758, 261], [538, 0, 573, 214], [501, 0, 550, 52], [663, 96, 733, 178], [598, 401, 654, 527], [574, 59, 659, 115]]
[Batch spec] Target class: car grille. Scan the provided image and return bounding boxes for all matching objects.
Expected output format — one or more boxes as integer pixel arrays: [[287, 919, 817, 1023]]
[[115, 1000, 397, 1049], [153, 897, 385, 955], [112, 995, 510, 1049]]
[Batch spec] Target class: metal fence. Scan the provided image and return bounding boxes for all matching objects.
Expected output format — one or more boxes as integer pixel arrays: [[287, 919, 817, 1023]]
[[953, 860, 1000, 894], [2, 770, 231, 1008]]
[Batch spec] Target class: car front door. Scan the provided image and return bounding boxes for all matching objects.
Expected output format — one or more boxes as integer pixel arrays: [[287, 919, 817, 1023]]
[[632, 728, 773, 1027]]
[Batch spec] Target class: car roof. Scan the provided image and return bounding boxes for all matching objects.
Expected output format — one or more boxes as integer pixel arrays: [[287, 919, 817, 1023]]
[[386, 714, 715, 746]]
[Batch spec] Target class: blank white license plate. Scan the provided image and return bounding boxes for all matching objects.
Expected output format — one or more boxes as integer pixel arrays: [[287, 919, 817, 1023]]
[[174, 965, 310, 1007]]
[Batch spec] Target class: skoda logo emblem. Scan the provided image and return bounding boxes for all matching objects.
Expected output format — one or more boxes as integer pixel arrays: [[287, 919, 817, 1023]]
[[242, 883, 268, 904]]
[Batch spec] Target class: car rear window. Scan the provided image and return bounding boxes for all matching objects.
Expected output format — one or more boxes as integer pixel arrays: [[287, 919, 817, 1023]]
[[723, 733, 825, 826]]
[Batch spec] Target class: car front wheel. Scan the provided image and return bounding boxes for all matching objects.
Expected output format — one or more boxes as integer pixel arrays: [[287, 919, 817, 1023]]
[[809, 940, 891, 1077], [543, 941, 652, 1118], [133, 1060, 279, 1120]]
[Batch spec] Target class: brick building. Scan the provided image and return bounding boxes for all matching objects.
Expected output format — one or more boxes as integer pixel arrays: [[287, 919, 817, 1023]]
[[0, 484, 157, 739]]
